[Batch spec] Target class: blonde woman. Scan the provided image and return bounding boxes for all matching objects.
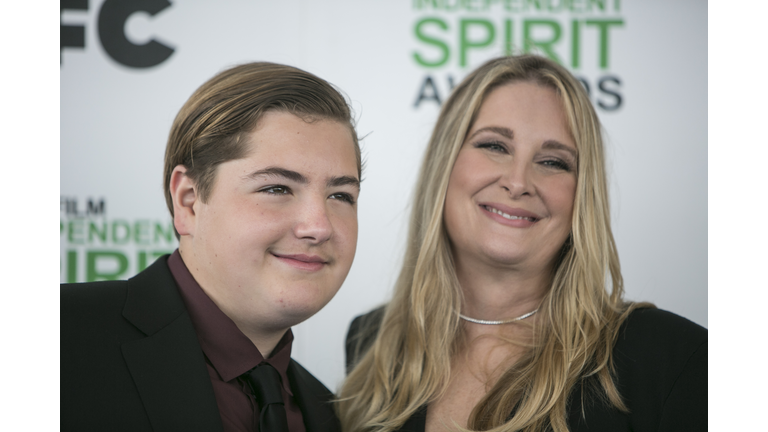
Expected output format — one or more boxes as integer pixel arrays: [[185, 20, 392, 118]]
[[339, 55, 706, 432]]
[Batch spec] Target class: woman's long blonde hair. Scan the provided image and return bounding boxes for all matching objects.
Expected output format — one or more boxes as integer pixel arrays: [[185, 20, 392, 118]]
[[338, 55, 649, 432]]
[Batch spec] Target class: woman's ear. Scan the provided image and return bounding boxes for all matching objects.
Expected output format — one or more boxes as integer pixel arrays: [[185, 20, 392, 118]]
[[169, 165, 197, 236]]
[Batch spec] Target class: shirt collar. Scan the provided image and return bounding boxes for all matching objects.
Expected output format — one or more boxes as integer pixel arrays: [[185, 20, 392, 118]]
[[167, 250, 294, 394]]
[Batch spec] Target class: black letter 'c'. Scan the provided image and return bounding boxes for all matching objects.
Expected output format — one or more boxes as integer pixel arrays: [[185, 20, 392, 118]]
[[98, 0, 174, 68]]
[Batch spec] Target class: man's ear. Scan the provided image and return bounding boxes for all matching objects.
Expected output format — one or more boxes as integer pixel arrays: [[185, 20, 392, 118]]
[[169, 165, 198, 236]]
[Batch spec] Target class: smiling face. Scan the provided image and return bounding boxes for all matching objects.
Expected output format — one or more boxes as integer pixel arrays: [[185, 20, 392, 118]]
[[444, 81, 578, 277], [172, 111, 359, 335]]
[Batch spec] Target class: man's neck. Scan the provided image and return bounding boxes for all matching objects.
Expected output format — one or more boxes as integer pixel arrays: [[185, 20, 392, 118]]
[[231, 322, 289, 359], [176, 244, 291, 359]]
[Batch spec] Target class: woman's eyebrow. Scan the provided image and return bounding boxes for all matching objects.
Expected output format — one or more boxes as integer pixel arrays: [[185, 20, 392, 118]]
[[542, 140, 578, 159], [466, 126, 514, 141], [246, 166, 307, 183]]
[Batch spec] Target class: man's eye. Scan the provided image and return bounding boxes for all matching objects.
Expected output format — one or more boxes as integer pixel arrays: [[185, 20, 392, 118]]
[[329, 193, 356, 205], [261, 186, 291, 195]]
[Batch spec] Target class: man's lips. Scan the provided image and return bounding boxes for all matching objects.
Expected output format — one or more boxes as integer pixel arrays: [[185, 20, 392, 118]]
[[271, 253, 328, 271], [479, 203, 541, 225]]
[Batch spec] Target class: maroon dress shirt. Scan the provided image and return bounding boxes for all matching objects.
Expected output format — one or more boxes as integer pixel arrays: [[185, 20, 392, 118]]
[[168, 250, 306, 432]]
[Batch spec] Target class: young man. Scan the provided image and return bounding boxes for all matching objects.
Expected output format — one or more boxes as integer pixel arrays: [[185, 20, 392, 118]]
[[61, 63, 362, 432]]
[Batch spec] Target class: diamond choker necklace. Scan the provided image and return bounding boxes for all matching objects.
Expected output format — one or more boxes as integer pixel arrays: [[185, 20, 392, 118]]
[[459, 309, 538, 325]]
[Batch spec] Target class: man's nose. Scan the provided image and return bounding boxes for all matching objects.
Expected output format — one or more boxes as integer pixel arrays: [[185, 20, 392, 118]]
[[293, 197, 333, 244]]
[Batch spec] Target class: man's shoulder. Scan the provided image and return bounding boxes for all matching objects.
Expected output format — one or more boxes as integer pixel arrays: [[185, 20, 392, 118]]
[[61, 256, 177, 329], [62, 254, 173, 296], [288, 359, 333, 396], [61, 279, 129, 306], [287, 359, 342, 431], [61, 280, 133, 331]]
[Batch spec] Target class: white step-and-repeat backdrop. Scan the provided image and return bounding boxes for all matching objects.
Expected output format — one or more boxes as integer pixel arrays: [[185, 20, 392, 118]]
[[61, 0, 706, 391]]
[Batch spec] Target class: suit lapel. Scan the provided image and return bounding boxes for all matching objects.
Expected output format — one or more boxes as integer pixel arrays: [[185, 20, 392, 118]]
[[288, 360, 342, 432], [121, 257, 224, 432]]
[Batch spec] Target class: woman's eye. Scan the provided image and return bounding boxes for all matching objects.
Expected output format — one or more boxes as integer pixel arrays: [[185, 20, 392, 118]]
[[540, 159, 572, 171], [329, 192, 356, 205], [476, 141, 508, 153], [261, 185, 291, 195]]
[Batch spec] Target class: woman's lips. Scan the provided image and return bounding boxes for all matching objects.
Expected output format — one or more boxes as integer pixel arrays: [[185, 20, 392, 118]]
[[271, 253, 327, 271], [479, 203, 541, 227]]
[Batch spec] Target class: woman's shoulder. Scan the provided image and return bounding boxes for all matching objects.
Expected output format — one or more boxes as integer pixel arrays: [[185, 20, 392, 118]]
[[348, 305, 387, 336], [345, 305, 387, 373], [610, 307, 707, 431], [615, 307, 707, 358]]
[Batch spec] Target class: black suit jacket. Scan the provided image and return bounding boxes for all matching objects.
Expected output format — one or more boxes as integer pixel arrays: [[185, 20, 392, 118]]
[[61, 256, 341, 432], [345, 307, 707, 432]]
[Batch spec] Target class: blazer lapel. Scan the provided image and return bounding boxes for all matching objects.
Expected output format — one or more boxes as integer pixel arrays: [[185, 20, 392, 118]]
[[121, 257, 224, 432], [288, 360, 342, 432]]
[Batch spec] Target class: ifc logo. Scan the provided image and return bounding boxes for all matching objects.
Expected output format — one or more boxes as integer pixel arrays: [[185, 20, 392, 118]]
[[61, 0, 174, 68]]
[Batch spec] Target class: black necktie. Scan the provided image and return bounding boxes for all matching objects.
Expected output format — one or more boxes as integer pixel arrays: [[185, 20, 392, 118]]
[[243, 363, 289, 432]]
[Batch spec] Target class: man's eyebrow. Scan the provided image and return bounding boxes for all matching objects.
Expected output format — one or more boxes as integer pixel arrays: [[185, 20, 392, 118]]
[[327, 176, 360, 190], [542, 140, 578, 159], [246, 167, 307, 184], [246, 167, 359, 189], [466, 126, 514, 141]]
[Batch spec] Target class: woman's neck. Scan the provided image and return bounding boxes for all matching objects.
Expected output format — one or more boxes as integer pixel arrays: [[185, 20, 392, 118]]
[[454, 255, 550, 323]]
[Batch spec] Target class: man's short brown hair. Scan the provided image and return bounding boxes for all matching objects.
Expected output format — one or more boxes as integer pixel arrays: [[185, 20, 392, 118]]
[[163, 62, 360, 224]]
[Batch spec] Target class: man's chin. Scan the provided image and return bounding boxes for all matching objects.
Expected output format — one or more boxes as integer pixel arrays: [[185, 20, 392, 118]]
[[273, 297, 336, 327]]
